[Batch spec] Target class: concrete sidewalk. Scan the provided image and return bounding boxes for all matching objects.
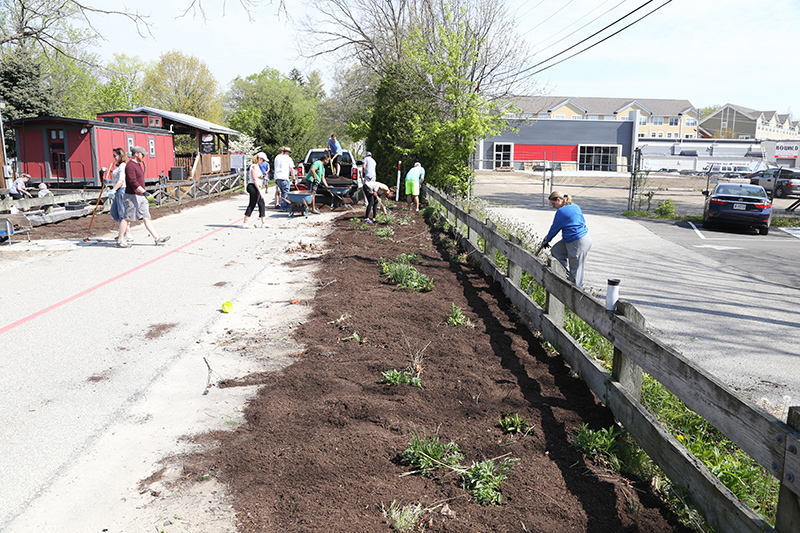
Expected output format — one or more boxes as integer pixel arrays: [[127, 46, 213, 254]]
[[481, 202, 800, 417], [1, 192, 343, 532]]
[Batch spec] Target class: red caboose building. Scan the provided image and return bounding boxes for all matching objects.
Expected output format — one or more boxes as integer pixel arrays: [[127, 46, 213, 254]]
[[10, 116, 175, 186]]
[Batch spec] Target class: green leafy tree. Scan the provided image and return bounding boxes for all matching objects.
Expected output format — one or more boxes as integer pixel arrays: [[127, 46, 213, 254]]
[[0, 48, 57, 157], [226, 67, 324, 159], [91, 54, 145, 114], [699, 105, 721, 119], [140, 50, 222, 122]]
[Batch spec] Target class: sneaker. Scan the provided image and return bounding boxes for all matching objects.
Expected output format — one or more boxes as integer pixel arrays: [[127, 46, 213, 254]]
[[116, 240, 131, 248], [125, 234, 134, 242], [311, 209, 321, 214], [241, 223, 254, 229], [154, 236, 171, 245], [365, 218, 374, 224]]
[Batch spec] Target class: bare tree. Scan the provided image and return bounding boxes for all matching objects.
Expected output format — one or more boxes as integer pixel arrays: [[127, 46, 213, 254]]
[[299, 0, 535, 100]]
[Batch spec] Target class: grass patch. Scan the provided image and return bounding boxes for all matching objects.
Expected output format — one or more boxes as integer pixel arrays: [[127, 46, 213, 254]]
[[378, 254, 433, 292], [400, 428, 464, 475], [381, 501, 425, 531]]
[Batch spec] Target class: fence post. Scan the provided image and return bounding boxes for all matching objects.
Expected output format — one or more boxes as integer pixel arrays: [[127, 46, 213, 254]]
[[776, 407, 800, 532], [468, 208, 480, 251], [611, 300, 645, 402], [485, 219, 497, 266], [545, 257, 566, 327], [507, 235, 522, 284]]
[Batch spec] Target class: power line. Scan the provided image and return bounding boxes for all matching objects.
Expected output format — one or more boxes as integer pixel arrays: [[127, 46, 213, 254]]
[[528, 0, 624, 54], [516, 0, 666, 78], [525, 0, 673, 77], [520, 0, 578, 37]]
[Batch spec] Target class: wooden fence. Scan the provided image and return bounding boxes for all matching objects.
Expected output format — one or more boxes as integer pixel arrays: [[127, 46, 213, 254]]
[[422, 184, 800, 533], [152, 171, 244, 206]]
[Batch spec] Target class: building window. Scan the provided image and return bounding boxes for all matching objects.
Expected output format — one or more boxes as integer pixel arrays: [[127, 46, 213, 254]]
[[638, 133, 646, 138], [148, 137, 156, 158], [658, 132, 664, 138], [494, 143, 513, 169], [572, 115, 581, 120], [638, 116, 647, 125], [721, 121, 728, 128], [739, 135, 751, 139], [686, 117, 697, 126], [102, 117, 114, 123], [131, 116, 145, 126], [553, 114, 565, 119], [538, 113, 549, 119], [651, 132, 657, 137], [667, 132, 672, 138], [653, 117, 664, 126], [604, 116, 615, 121], [578, 145, 620, 171], [684, 134, 694, 139], [588, 115, 598, 120], [669, 117, 680, 126]]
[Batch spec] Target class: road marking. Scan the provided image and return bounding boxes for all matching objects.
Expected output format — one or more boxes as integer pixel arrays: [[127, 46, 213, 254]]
[[687, 221, 706, 239], [781, 227, 800, 240], [694, 244, 743, 251], [0, 219, 243, 336]]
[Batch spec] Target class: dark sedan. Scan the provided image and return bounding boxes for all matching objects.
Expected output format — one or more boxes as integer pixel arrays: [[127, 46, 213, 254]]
[[702, 183, 772, 235]]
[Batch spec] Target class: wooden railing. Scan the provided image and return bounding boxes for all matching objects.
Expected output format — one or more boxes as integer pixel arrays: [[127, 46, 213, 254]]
[[151, 171, 244, 205], [422, 184, 800, 533]]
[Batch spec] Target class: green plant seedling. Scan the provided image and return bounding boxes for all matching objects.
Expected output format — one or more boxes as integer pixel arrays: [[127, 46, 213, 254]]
[[447, 303, 472, 327], [342, 332, 363, 343], [375, 226, 395, 239], [400, 428, 463, 475], [381, 369, 422, 388], [462, 457, 520, 505], [499, 412, 531, 434]]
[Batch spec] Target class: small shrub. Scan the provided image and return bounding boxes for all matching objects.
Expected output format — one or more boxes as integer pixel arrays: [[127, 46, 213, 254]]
[[462, 457, 520, 505], [401, 428, 464, 475], [378, 256, 434, 292], [382, 501, 425, 531], [499, 412, 531, 434], [655, 199, 677, 218]]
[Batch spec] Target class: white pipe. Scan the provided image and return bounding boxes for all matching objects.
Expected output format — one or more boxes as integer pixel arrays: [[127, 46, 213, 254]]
[[395, 161, 401, 201], [606, 279, 620, 311]]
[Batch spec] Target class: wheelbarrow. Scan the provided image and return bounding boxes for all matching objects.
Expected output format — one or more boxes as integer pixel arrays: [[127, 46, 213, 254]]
[[285, 190, 314, 218]]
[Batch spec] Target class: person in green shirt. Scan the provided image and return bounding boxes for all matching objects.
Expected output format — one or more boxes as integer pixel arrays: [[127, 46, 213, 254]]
[[305, 153, 330, 214]]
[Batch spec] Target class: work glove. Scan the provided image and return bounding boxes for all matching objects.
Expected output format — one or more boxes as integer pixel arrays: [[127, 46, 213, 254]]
[[145, 194, 156, 202], [107, 190, 115, 199], [541, 241, 550, 249]]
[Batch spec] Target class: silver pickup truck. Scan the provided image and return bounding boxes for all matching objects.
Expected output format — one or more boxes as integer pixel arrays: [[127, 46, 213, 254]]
[[749, 167, 800, 198]]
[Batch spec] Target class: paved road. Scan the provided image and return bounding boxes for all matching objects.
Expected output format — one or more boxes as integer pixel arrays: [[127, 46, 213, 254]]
[[475, 179, 800, 418], [0, 194, 337, 530]]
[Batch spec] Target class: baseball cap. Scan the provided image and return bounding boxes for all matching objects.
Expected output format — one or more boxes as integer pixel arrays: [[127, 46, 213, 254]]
[[131, 146, 147, 155]]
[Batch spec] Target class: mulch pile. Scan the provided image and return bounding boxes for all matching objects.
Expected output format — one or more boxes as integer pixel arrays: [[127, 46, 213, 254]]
[[190, 206, 689, 532]]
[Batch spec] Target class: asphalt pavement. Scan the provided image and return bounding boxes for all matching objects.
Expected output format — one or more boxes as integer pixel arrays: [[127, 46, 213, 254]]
[[0, 192, 339, 531], [475, 177, 800, 418]]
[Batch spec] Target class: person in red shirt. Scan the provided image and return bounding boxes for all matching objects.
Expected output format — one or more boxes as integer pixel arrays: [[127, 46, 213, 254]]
[[116, 146, 170, 248]]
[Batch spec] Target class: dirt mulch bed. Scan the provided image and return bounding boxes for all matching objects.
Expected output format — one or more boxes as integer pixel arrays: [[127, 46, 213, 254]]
[[187, 207, 689, 532]]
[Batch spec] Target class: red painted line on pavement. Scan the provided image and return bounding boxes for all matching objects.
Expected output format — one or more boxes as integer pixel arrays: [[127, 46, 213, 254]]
[[0, 219, 243, 335]]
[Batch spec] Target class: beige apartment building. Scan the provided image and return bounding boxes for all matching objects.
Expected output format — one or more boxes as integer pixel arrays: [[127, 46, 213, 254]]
[[699, 104, 800, 140], [506, 96, 699, 139]]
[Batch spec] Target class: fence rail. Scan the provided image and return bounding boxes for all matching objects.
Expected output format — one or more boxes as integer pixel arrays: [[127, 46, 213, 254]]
[[422, 183, 800, 533]]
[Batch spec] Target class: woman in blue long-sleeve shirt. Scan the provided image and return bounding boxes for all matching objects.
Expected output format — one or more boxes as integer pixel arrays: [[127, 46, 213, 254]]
[[543, 191, 592, 288]]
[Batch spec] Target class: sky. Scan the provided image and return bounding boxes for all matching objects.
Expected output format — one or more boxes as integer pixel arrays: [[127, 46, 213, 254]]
[[90, 0, 800, 116]]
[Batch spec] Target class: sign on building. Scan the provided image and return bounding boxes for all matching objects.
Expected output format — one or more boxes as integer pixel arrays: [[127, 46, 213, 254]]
[[775, 143, 799, 159]]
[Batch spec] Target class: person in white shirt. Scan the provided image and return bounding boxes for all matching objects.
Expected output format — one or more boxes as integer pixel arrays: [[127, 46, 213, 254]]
[[362, 151, 378, 222], [273, 146, 296, 210]]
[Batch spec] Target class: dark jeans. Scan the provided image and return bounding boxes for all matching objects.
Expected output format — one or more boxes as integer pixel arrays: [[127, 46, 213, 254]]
[[363, 184, 377, 219], [245, 183, 265, 217]]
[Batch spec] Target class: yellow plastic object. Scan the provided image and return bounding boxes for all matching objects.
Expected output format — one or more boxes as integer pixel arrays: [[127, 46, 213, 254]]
[[222, 301, 232, 313]]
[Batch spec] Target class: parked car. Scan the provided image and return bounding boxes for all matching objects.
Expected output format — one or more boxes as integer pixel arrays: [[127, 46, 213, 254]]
[[679, 169, 700, 176], [702, 183, 772, 235], [748, 167, 800, 198]]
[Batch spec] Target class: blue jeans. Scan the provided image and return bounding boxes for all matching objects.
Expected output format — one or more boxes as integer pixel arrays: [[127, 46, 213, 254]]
[[276, 179, 290, 209]]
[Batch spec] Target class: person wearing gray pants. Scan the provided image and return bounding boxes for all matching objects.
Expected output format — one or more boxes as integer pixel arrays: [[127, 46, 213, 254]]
[[542, 190, 592, 288]]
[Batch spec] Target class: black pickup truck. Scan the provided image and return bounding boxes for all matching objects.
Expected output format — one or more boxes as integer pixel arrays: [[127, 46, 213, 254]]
[[296, 148, 363, 204]]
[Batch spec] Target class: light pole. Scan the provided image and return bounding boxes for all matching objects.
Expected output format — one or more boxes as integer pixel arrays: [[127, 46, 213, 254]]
[[0, 96, 8, 187]]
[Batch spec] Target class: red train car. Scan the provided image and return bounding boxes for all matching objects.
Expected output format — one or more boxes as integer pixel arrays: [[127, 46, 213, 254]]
[[9, 116, 175, 186]]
